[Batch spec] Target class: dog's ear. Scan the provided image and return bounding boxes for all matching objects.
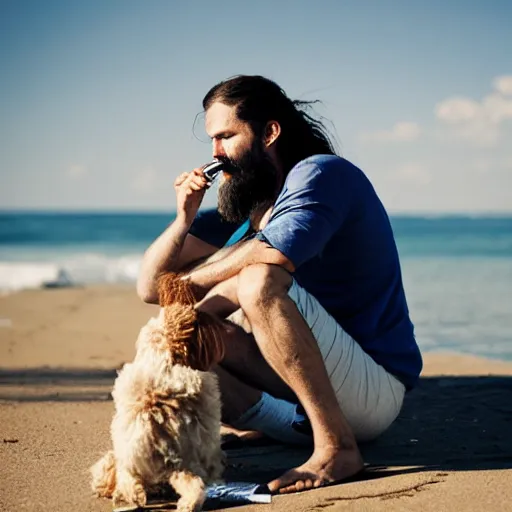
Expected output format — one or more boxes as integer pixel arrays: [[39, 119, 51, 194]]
[[163, 308, 225, 371], [157, 273, 196, 307], [193, 312, 226, 371], [163, 303, 196, 365], [159, 273, 224, 370]]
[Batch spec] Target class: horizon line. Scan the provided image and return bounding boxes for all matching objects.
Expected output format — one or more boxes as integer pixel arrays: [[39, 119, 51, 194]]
[[1, 208, 512, 218]]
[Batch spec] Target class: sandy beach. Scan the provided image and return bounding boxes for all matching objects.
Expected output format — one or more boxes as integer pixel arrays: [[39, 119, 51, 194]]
[[1, 285, 511, 512]]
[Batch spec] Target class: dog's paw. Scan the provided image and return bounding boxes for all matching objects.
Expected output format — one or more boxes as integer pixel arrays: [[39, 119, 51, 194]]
[[177, 498, 203, 512], [171, 471, 205, 512], [113, 489, 125, 507], [114, 469, 147, 508], [132, 483, 147, 507], [113, 484, 147, 508], [90, 450, 116, 497]]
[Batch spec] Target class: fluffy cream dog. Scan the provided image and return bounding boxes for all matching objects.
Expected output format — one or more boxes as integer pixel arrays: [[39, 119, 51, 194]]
[[90, 274, 226, 511]]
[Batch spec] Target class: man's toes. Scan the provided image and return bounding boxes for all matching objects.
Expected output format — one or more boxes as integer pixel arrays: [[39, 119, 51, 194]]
[[267, 480, 282, 493], [268, 471, 298, 493], [304, 479, 314, 489], [279, 481, 309, 494], [269, 470, 325, 494]]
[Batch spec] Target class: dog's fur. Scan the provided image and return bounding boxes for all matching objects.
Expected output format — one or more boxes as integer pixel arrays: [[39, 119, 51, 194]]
[[90, 274, 226, 511]]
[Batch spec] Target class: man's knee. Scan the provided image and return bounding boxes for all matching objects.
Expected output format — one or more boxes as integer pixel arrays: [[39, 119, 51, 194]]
[[237, 263, 292, 312]]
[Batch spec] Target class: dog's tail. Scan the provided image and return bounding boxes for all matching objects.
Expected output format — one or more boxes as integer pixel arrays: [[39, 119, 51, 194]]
[[90, 450, 116, 498]]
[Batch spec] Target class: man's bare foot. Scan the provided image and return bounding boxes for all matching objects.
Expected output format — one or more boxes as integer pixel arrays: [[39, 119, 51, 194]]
[[267, 445, 364, 494]]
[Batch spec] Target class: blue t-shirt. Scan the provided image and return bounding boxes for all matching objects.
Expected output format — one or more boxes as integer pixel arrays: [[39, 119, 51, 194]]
[[191, 155, 422, 389], [257, 155, 422, 389], [189, 209, 248, 248]]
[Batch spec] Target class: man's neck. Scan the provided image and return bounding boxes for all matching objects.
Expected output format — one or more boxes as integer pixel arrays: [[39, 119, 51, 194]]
[[250, 202, 274, 232], [249, 159, 285, 231]]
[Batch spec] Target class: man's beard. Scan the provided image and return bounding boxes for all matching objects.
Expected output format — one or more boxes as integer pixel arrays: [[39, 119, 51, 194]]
[[217, 142, 279, 224]]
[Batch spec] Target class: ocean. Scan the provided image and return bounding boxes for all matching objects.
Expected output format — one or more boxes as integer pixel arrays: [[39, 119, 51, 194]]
[[1, 212, 511, 361]]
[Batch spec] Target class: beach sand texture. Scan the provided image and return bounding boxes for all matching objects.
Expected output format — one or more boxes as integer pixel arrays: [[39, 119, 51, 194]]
[[1, 285, 511, 512]]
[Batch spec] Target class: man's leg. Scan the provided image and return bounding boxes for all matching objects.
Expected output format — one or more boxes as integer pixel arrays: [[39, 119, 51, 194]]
[[196, 269, 364, 493], [219, 319, 300, 404], [214, 364, 261, 425], [198, 277, 306, 446], [213, 323, 316, 449], [196, 276, 298, 403], [235, 264, 364, 494]]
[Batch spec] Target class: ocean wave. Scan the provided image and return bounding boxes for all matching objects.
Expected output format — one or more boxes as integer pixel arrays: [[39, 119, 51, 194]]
[[0, 253, 142, 293]]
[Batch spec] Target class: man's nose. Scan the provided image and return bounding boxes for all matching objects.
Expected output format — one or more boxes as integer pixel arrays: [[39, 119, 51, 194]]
[[212, 139, 226, 159]]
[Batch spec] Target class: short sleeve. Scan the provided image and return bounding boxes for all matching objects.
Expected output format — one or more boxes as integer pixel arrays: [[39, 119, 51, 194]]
[[257, 156, 357, 268], [188, 208, 244, 248]]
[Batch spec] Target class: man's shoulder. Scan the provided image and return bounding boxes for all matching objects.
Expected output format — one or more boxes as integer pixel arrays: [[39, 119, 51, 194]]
[[298, 154, 345, 167], [290, 155, 363, 180], [284, 155, 366, 194]]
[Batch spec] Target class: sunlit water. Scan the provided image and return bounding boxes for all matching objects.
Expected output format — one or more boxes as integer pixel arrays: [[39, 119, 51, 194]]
[[1, 212, 511, 361]]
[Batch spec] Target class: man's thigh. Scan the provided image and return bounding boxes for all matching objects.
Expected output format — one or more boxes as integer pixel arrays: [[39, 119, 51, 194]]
[[287, 280, 406, 442]]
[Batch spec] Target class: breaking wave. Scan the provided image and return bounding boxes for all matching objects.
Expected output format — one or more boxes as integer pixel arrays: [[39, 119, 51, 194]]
[[0, 253, 142, 293]]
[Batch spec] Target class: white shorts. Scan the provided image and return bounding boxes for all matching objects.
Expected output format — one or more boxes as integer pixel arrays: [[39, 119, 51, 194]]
[[288, 279, 406, 442], [232, 279, 406, 444]]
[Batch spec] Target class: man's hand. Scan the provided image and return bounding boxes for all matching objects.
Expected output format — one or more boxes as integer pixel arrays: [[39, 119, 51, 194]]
[[174, 167, 209, 225]]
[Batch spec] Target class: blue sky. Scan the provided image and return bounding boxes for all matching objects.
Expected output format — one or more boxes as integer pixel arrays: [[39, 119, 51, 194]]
[[1, 0, 511, 213]]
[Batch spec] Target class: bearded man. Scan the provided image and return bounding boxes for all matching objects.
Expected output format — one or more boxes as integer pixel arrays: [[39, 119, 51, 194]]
[[137, 75, 423, 494]]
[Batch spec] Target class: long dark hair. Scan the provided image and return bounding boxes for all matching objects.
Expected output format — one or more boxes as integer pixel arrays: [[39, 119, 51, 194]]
[[202, 75, 338, 173]]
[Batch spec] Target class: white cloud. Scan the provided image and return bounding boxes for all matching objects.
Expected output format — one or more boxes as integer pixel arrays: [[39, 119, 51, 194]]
[[67, 164, 87, 179], [131, 166, 157, 194], [493, 75, 512, 96], [435, 76, 512, 147], [482, 93, 512, 123], [435, 97, 481, 123], [359, 121, 421, 143], [393, 163, 431, 185], [436, 116, 500, 147], [356, 76, 512, 213]]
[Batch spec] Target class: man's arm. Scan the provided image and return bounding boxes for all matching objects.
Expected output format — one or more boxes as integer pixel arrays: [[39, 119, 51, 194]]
[[137, 221, 218, 304], [185, 237, 295, 298], [137, 167, 216, 304]]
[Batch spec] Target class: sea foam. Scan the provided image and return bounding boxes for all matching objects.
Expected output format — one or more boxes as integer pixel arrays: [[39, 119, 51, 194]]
[[0, 253, 142, 293]]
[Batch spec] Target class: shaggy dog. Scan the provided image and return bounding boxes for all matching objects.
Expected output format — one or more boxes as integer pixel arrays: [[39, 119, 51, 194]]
[[90, 273, 226, 511]]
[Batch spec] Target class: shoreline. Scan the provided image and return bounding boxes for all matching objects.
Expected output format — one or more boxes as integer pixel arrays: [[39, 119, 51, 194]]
[[1, 285, 511, 511]]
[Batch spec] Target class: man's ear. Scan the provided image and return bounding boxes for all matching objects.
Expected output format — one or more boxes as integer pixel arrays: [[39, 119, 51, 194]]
[[264, 120, 281, 147]]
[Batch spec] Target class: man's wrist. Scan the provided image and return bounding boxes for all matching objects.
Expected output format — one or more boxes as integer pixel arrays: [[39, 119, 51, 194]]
[[174, 212, 195, 231]]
